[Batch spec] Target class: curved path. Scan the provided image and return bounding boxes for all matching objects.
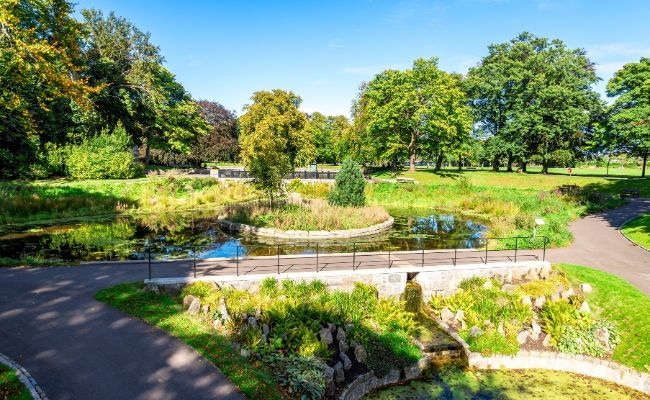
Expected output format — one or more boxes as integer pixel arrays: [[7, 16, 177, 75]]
[[0, 265, 244, 400], [546, 197, 650, 296], [1, 199, 648, 399]]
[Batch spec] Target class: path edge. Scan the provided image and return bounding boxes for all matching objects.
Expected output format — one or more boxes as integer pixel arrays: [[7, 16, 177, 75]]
[[0, 353, 48, 400]]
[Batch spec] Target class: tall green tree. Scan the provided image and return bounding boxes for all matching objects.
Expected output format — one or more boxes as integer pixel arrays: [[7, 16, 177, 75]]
[[606, 58, 650, 177], [353, 58, 471, 172], [466, 32, 601, 173], [239, 90, 313, 203], [190, 100, 239, 165], [0, 0, 95, 177], [304, 112, 350, 164]]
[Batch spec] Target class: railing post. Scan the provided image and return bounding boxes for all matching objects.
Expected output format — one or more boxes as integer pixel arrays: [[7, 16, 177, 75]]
[[316, 243, 319, 272], [236, 246, 239, 276], [543, 236, 547, 261], [277, 244, 280, 274], [485, 238, 488, 264], [352, 243, 356, 271], [514, 237, 518, 263], [147, 246, 152, 280], [192, 244, 196, 278]]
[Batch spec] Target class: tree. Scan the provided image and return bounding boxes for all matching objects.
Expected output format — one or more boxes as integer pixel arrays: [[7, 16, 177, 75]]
[[239, 90, 313, 203], [191, 100, 239, 165], [606, 58, 650, 177], [304, 112, 350, 164], [466, 32, 601, 173], [0, 0, 95, 177], [328, 157, 366, 207], [353, 58, 471, 172]]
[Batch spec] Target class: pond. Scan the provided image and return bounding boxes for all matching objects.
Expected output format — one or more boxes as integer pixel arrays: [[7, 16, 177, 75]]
[[0, 208, 486, 263]]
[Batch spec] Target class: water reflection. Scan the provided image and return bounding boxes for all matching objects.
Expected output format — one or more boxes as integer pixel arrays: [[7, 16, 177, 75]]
[[0, 209, 486, 263]]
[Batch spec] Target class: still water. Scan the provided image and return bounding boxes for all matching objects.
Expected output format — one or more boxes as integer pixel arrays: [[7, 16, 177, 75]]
[[0, 208, 486, 263]]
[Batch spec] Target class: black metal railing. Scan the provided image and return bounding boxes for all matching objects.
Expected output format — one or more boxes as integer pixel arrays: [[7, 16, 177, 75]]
[[216, 169, 338, 180]]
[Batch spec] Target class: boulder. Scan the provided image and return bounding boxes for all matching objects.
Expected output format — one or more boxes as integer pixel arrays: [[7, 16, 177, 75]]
[[183, 295, 198, 310], [240, 348, 251, 358], [542, 333, 552, 347], [354, 344, 367, 364], [319, 327, 333, 345], [501, 284, 517, 293], [497, 321, 505, 336], [336, 327, 347, 343], [328, 322, 337, 333], [531, 321, 542, 335], [469, 326, 483, 338], [453, 310, 465, 323], [340, 352, 352, 370], [505, 270, 513, 284], [517, 330, 529, 345], [534, 295, 546, 309], [561, 287, 575, 299], [201, 304, 210, 315], [550, 292, 561, 302], [579, 301, 591, 314], [323, 367, 336, 396], [482, 280, 493, 289], [594, 327, 611, 350], [339, 339, 349, 354], [247, 316, 258, 328], [521, 296, 532, 307], [334, 362, 345, 384], [440, 307, 454, 323], [525, 269, 539, 281], [580, 283, 593, 293], [187, 298, 201, 316], [262, 323, 270, 336]]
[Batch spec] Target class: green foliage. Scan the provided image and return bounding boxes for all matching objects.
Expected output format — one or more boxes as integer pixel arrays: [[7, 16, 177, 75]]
[[356, 329, 421, 377], [621, 214, 650, 250], [66, 125, 140, 179], [255, 350, 325, 400], [180, 281, 218, 300], [0, 363, 31, 400], [328, 157, 366, 207], [556, 320, 621, 358], [403, 282, 423, 314], [464, 328, 520, 356], [539, 300, 583, 343], [286, 179, 330, 199], [458, 276, 486, 291]]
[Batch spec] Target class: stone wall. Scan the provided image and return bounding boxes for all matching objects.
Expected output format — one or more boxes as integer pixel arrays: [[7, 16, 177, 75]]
[[218, 217, 394, 239]]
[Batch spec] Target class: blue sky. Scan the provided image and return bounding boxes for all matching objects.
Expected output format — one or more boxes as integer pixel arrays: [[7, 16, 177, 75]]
[[74, 0, 650, 117]]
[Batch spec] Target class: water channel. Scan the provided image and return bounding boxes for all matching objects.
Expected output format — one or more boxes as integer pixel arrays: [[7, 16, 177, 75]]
[[0, 208, 487, 263]]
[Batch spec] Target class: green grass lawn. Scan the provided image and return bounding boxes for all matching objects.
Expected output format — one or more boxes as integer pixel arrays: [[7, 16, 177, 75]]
[[557, 264, 650, 372], [364, 367, 649, 399], [95, 283, 284, 400], [621, 214, 650, 250], [0, 364, 31, 400]]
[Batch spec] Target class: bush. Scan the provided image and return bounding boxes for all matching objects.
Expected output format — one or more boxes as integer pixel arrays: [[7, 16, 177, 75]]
[[65, 124, 140, 179], [328, 157, 366, 207], [180, 281, 218, 299]]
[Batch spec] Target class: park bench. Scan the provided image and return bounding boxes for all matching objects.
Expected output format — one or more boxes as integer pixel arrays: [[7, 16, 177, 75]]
[[465, 166, 478, 171], [558, 184, 580, 195], [620, 188, 640, 198], [396, 177, 416, 184]]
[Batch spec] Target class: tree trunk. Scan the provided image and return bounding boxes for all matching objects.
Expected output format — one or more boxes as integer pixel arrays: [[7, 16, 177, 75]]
[[144, 130, 151, 164], [458, 153, 462, 171], [492, 156, 500, 172], [435, 152, 444, 172], [522, 162, 527, 172], [506, 151, 513, 172], [409, 130, 417, 173], [643, 151, 648, 177], [542, 160, 549, 174]]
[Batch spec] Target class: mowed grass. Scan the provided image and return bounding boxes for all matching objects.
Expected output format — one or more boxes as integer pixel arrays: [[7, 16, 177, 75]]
[[0, 364, 31, 400], [95, 283, 284, 400], [365, 367, 650, 399], [557, 264, 650, 372], [621, 214, 650, 250]]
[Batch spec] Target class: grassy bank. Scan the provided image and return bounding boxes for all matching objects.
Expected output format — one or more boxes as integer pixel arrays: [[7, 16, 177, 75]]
[[95, 283, 284, 400], [224, 199, 390, 231], [365, 366, 649, 399], [0, 176, 257, 227], [0, 364, 30, 400], [558, 264, 650, 372], [621, 214, 650, 250]]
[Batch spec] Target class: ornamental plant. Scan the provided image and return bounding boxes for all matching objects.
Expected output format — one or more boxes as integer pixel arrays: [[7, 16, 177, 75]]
[[328, 157, 366, 207]]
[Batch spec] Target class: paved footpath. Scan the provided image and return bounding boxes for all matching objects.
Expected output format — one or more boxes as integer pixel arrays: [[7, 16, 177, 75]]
[[546, 197, 650, 296], [1, 198, 648, 399]]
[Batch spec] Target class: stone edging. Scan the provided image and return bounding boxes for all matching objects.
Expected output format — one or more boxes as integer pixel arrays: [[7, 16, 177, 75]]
[[434, 318, 650, 395], [218, 217, 394, 239], [0, 353, 48, 400], [338, 359, 429, 400]]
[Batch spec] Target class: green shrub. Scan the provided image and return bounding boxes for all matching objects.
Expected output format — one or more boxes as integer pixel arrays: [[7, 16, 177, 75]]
[[66, 124, 140, 179], [358, 329, 421, 377], [556, 320, 621, 357], [180, 281, 218, 299], [403, 282, 423, 314], [256, 350, 325, 400], [328, 157, 366, 207], [464, 329, 519, 356], [539, 300, 583, 343]]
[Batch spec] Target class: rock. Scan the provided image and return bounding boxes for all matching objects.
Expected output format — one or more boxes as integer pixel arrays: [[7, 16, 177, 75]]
[[551, 292, 561, 302], [328, 323, 337, 333], [323, 367, 336, 396], [319, 327, 333, 345], [539, 268, 550, 280], [440, 307, 454, 323], [240, 348, 251, 358], [484, 320, 494, 329], [529, 329, 540, 341], [542, 333, 552, 347], [339, 339, 349, 354], [340, 352, 352, 370], [594, 327, 611, 349], [183, 295, 198, 310], [453, 310, 465, 322], [482, 280, 493, 289], [201, 304, 210, 315], [531, 321, 542, 335], [460, 320, 467, 330], [505, 271, 513, 284], [534, 295, 546, 309], [247, 316, 258, 328], [187, 298, 201, 316], [145, 283, 159, 293], [562, 287, 575, 299], [580, 283, 593, 293], [262, 323, 270, 336], [501, 284, 517, 293], [469, 326, 483, 338], [334, 362, 345, 384], [522, 296, 532, 307], [354, 344, 367, 364], [525, 269, 539, 281], [497, 321, 505, 336], [517, 330, 529, 345], [336, 327, 347, 343], [579, 301, 591, 314]]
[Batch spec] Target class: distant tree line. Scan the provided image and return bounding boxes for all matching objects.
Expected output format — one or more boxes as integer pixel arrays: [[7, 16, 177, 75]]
[[2, 1, 647, 179]]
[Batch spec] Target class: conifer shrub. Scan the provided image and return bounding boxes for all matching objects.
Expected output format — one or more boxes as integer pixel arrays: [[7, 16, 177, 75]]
[[328, 157, 366, 207]]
